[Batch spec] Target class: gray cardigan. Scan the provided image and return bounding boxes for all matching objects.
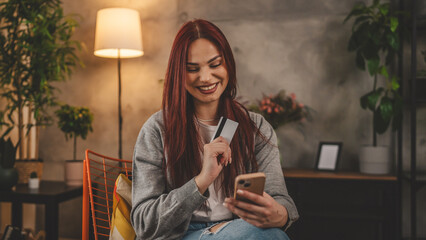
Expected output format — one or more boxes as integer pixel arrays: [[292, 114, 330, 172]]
[[131, 111, 299, 240]]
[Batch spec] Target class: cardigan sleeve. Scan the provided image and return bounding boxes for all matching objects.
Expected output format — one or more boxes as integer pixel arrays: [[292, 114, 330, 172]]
[[251, 112, 299, 230], [130, 112, 208, 240]]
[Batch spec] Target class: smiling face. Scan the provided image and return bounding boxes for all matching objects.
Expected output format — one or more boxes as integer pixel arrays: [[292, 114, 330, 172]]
[[185, 38, 229, 110]]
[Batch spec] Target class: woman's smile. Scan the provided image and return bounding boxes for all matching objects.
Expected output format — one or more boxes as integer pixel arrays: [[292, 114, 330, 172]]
[[198, 82, 219, 93]]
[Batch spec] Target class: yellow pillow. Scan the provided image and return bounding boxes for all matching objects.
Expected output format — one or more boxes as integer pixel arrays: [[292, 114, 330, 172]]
[[110, 174, 135, 240]]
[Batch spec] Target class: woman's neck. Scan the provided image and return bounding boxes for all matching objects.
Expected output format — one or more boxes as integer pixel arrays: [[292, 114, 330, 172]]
[[194, 101, 220, 125]]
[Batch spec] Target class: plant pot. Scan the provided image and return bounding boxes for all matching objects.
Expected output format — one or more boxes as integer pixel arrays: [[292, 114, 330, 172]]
[[65, 160, 84, 186], [359, 146, 391, 174], [28, 178, 40, 189], [0, 167, 19, 190]]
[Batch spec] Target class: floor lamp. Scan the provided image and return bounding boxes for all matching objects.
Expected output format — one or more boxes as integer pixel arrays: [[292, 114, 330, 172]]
[[94, 8, 143, 159]]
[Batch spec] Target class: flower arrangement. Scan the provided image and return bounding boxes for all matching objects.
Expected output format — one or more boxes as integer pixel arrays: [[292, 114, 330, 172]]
[[248, 90, 311, 129]]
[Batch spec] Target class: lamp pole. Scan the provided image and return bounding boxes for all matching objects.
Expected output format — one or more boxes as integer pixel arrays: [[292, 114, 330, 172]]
[[118, 50, 123, 160]]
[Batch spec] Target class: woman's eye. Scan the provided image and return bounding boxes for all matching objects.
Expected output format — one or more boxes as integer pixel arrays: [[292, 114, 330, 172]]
[[186, 67, 199, 72], [210, 62, 222, 68]]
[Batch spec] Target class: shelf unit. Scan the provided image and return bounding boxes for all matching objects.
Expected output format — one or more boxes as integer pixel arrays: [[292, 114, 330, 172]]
[[284, 169, 399, 240], [404, 0, 426, 239]]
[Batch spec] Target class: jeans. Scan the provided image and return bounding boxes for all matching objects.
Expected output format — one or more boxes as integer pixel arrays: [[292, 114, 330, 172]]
[[182, 218, 290, 240]]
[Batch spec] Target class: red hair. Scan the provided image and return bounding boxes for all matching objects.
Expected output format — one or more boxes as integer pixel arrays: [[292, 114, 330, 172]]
[[162, 19, 258, 197]]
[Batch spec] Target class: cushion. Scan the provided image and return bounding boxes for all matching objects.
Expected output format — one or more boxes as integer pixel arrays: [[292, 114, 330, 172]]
[[109, 173, 135, 240]]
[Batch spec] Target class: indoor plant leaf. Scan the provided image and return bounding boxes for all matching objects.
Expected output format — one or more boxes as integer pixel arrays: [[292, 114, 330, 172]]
[[374, 108, 391, 134], [379, 96, 393, 122], [391, 76, 400, 91], [390, 17, 399, 32], [367, 58, 380, 76]]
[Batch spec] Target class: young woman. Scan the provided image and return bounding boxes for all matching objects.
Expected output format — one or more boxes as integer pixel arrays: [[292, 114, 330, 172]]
[[131, 19, 298, 240]]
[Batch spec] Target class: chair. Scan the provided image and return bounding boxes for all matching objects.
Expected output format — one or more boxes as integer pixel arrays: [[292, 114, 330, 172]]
[[82, 149, 132, 240]]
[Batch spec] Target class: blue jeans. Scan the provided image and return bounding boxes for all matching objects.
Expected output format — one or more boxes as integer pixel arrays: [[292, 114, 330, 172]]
[[182, 218, 290, 240]]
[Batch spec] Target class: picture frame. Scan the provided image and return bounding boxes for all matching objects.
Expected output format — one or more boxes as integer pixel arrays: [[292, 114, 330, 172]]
[[315, 142, 342, 171]]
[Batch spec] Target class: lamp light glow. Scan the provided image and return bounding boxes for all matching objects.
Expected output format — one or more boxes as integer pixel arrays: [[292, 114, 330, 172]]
[[94, 8, 143, 58]]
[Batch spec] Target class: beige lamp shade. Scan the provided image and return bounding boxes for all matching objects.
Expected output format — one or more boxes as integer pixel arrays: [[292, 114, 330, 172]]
[[94, 8, 143, 58]]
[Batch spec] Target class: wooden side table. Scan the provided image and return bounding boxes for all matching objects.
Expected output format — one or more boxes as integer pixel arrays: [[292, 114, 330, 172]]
[[0, 181, 82, 240]]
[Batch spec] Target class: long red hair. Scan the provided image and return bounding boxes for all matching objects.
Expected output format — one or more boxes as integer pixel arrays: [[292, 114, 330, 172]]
[[162, 19, 259, 197]]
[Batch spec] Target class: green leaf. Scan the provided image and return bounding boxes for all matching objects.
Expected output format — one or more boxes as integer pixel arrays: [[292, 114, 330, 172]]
[[343, 2, 367, 23], [379, 4, 389, 16], [391, 76, 400, 91], [374, 108, 391, 134], [379, 96, 393, 122], [390, 17, 399, 32], [362, 41, 379, 60], [380, 66, 389, 78], [367, 88, 384, 111], [367, 58, 380, 76], [386, 32, 399, 50]]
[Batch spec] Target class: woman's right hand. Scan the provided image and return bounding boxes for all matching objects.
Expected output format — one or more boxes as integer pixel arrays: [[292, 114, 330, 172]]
[[195, 136, 232, 194]]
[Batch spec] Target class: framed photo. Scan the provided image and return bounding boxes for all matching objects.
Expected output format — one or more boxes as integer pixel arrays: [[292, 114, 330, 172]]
[[315, 142, 342, 171]]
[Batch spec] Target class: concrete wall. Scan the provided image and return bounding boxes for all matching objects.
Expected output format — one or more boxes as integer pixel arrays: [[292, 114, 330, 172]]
[[8, 0, 424, 238]]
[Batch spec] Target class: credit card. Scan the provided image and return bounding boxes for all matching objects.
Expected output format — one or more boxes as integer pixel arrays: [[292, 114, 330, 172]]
[[210, 117, 239, 144]]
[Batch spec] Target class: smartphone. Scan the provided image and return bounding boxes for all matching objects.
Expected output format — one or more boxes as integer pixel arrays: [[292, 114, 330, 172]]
[[234, 172, 265, 204]]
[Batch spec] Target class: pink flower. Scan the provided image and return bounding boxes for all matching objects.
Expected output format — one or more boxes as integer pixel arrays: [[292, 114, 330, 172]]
[[290, 93, 296, 100], [299, 103, 304, 108], [267, 107, 272, 114], [274, 107, 280, 113], [265, 98, 271, 105]]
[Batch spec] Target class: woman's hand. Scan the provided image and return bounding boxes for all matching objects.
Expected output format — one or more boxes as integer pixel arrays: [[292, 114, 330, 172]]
[[223, 191, 288, 228], [195, 136, 231, 194]]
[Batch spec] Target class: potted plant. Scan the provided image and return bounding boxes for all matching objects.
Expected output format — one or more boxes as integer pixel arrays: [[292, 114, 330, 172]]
[[0, 137, 19, 190], [344, 0, 406, 174], [0, 0, 83, 181], [55, 104, 93, 186], [28, 171, 40, 189]]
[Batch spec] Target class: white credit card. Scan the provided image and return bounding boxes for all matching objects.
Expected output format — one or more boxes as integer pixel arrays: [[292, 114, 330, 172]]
[[210, 117, 239, 144]]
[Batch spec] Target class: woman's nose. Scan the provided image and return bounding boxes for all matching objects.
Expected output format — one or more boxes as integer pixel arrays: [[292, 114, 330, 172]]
[[199, 67, 211, 82]]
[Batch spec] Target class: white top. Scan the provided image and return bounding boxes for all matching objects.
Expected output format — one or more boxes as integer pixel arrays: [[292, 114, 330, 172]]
[[191, 120, 233, 222]]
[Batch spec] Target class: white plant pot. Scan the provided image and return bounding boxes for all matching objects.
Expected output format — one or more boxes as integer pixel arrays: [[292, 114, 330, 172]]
[[359, 146, 391, 174], [28, 178, 40, 189], [65, 160, 84, 186]]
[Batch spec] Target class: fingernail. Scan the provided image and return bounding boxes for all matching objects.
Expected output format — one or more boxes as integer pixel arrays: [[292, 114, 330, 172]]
[[223, 202, 228, 207], [237, 189, 244, 194]]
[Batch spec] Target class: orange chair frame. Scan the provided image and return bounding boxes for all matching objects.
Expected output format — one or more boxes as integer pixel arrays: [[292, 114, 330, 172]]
[[82, 149, 132, 240]]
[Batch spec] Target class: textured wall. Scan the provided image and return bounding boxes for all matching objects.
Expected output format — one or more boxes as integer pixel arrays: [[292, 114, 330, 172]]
[[31, 0, 425, 238]]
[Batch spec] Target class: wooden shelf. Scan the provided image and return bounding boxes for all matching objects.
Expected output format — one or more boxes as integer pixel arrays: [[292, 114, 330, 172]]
[[283, 168, 397, 181]]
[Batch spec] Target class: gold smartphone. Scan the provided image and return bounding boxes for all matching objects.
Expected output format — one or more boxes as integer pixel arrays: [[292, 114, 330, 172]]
[[234, 172, 265, 204]]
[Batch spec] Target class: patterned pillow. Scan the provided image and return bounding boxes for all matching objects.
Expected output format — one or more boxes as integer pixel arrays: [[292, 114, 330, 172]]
[[110, 173, 135, 240]]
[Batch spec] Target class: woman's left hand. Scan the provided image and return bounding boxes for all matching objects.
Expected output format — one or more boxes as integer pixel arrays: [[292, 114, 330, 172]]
[[223, 191, 288, 228]]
